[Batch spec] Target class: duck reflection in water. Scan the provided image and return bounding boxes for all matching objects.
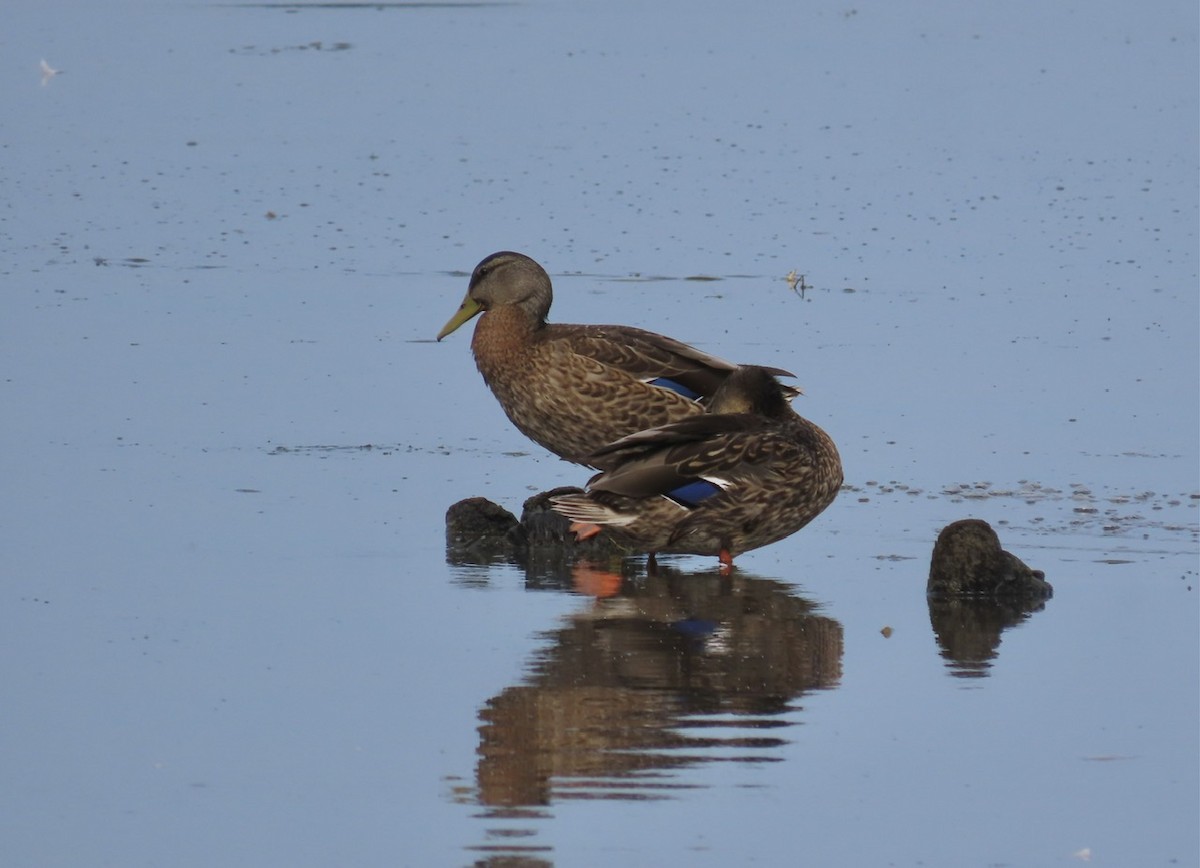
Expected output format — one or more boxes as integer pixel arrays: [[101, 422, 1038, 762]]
[[472, 563, 843, 808], [926, 519, 1053, 678]]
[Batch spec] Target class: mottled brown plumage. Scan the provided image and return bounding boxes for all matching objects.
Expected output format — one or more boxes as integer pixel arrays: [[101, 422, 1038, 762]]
[[437, 251, 793, 466], [551, 366, 843, 569]]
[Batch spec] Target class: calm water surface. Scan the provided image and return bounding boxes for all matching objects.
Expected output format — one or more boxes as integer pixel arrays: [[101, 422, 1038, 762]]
[[2, 1, 1197, 866]]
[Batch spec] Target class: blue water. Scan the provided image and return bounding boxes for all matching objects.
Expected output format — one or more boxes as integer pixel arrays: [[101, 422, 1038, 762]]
[[2, 1, 1197, 866]]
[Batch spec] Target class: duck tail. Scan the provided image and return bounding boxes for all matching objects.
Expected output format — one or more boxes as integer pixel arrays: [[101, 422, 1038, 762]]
[[550, 494, 637, 528]]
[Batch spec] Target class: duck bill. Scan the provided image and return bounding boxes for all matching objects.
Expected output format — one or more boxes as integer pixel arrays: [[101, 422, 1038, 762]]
[[436, 295, 483, 341]]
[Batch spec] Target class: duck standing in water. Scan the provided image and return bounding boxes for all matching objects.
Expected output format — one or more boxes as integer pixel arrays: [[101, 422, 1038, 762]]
[[437, 251, 794, 466], [551, 366, 842, 572]]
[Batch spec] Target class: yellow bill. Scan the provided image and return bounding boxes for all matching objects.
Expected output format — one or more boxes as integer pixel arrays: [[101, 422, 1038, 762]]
[[436, 295, 483, 341]]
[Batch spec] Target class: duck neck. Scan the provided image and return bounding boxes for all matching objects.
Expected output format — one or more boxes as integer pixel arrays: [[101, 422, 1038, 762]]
[[471, 306, 540, 382]]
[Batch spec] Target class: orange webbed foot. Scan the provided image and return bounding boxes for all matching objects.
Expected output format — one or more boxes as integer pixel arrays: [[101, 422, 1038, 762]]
[[569, 521, 603, 542]]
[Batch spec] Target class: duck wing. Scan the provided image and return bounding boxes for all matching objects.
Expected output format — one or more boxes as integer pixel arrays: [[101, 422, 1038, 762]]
[[550, 324, 792, 401], [586, 414, 792, 500]]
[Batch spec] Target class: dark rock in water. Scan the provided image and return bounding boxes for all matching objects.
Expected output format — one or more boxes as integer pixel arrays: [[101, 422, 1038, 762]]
[[927, 518, 1052, 599], [520, 487, 585, 545], [445, 497, 526, 560], [926, 519, 1052, 678], [445, 489, 629, 567]]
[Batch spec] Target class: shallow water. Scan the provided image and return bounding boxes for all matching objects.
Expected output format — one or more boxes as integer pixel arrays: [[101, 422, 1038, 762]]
[[3, 1, 1197, 866]]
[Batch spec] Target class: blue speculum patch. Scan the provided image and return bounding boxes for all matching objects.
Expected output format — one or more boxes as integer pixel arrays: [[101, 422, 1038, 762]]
[[667, 478, 723, 507], [647, 377, 702, 401]]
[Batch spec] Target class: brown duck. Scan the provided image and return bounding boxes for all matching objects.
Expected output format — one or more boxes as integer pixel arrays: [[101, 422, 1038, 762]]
[[437, 251, 794, 466], [551, 366, 842, 571]]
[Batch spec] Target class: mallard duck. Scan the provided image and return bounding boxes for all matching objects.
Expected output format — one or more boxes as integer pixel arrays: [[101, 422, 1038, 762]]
[[437, 251, 794, 465], [551, 366, 842, 571]]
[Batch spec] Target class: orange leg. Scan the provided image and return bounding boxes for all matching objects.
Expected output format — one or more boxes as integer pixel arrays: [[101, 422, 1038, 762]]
[[718, 548, 734, 576], [569, 521, 603, 542]]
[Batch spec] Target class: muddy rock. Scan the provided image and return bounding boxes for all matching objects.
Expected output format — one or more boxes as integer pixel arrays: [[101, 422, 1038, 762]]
[[445, 488, 628, 564], [927, 518, 1052, 599], [926, 519, 1053, 677]]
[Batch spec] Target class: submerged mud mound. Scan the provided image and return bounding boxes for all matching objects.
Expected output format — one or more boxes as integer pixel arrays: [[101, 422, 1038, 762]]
[[445, 487, 628, 565], [927, 519, 1053, 677]]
